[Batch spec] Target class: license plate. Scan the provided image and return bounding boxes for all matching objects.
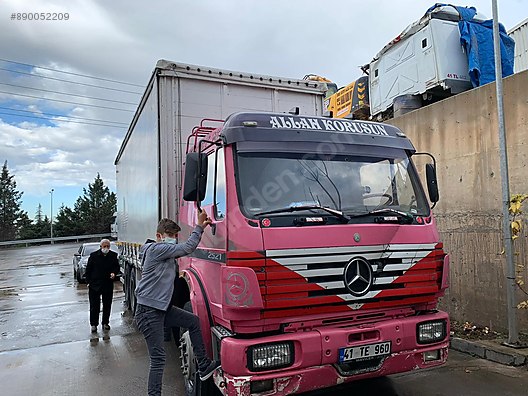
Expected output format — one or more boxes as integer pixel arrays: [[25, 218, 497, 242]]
[[339, 341, 391, 362]]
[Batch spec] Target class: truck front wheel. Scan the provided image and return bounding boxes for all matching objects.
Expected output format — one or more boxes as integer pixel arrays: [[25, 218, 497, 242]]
[[179, 302, 219, 396]]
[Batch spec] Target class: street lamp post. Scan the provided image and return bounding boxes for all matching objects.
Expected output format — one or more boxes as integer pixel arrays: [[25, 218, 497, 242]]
[[50, 188, 54, 244], [492, 0, 518, 346]]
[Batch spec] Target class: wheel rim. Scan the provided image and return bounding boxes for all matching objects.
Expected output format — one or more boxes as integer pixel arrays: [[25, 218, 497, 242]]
[[179, 331, 198, 394]]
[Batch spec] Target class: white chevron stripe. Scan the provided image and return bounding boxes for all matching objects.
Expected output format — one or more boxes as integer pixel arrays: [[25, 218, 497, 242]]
[[386, 243, 437, 251], [266, 243, 437, 258], [266, 245, 387, 257], [266, 243, 437, 305], [295, 268, 344, 277], [272, 249, 433, 278], [337, 291, 381, 301]]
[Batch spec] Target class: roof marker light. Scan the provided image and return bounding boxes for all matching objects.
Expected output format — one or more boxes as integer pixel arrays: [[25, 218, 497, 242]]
[[243, 121, 258, 127]]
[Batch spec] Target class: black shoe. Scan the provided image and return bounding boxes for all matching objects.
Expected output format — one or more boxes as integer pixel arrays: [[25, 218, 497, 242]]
[[199, 360, 220, 381], [90, 326, 97, 333], [102, 324, 110, 331]]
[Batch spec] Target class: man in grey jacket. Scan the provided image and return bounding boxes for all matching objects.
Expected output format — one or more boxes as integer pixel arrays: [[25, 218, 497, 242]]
[[135, 211, 219, 396]]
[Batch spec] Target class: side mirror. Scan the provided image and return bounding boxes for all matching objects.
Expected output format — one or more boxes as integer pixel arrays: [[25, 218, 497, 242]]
[[183, 152, 208, 202], [74, 253, 81, 257], [425, 163, 439, 203]]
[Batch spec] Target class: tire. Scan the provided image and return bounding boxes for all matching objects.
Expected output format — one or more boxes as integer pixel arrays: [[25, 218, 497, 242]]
[[124, 266, 131, 311], [128, 270, 137, 315], [179, 303, 220, 396], [76, 267, 84, 283]]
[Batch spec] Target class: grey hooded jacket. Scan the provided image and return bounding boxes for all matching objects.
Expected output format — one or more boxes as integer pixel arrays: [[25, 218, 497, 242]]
[[135, 225, 203, 311]]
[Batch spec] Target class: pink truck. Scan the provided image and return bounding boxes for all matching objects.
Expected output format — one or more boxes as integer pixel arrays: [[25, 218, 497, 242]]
[[115, 61, 449, 395]]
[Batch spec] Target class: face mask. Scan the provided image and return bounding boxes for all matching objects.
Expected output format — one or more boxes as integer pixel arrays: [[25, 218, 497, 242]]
[[163, 237, 177, 244], [101, 248, 110, 254]]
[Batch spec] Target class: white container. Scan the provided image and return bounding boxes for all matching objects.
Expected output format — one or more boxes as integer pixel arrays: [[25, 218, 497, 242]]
[[369, 6, 482, 118]]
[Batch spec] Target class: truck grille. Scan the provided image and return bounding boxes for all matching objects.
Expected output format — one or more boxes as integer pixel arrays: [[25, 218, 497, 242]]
[[259, 243, 445, 319]]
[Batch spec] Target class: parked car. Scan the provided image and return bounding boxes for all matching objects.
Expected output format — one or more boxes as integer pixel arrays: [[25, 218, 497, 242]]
[[73, 242, 119, 283]]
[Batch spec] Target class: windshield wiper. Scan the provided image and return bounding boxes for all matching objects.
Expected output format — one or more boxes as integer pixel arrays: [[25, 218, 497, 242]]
[[349, 208, 414, 223], [254, 204, 350, 222]]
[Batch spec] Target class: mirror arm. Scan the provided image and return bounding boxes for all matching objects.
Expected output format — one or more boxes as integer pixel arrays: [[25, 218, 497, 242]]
[[414, 152, 437, 171]]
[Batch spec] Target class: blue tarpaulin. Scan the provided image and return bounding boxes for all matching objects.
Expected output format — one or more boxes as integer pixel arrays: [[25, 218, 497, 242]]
[[458, 10, 515, 86], [427, 3, 515, 87]]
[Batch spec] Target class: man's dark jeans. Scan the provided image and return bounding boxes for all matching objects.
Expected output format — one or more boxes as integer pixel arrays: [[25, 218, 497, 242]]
[[135, 303, 210, 396], [88, 285, 113, 326]]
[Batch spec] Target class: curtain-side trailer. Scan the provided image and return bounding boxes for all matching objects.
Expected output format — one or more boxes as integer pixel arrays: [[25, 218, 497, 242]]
[[114, 60, 327, 317]]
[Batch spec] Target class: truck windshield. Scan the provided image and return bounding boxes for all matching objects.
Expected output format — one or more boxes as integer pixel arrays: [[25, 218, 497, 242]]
[[236, 151, 430, 218]]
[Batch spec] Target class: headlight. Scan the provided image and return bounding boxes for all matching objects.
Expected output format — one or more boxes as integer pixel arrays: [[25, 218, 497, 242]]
[[417, 320, 447, 344], [80, 259, 88, 268], [247, 341, 294, 372]]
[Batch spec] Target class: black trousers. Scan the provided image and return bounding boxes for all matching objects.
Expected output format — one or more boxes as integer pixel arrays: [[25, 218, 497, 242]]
[[89, 285, 114, 326]]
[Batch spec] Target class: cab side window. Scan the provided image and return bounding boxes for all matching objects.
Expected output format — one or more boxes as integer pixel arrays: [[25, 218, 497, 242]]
[[215, 148, 226, 219], [202, 153, 216, 207], [202, 147, 226, 220]]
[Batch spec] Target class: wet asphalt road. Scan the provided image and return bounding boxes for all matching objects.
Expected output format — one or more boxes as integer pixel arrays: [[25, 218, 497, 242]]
[[0, 242, 184, 396], [1, 243, 528, 396]]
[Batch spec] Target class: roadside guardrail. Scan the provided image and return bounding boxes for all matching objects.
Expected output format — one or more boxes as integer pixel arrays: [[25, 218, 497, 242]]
[[0, 234, 112, 248]]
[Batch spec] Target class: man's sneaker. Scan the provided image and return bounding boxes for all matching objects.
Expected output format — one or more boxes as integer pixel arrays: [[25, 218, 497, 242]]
[[199, 360, 220, 381], [90, 326, 97, 333], [102, 324, 111, 331]]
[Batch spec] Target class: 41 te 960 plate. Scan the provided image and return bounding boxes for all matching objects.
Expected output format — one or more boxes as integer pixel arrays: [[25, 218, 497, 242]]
[[339, 341, 391, 362]]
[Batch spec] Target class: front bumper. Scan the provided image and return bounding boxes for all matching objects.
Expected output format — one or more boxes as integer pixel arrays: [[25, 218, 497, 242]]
[[215, 311, 449, 395]]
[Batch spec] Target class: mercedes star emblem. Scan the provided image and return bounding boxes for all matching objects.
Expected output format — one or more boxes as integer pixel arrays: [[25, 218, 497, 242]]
[[343, 257, 373, 297]]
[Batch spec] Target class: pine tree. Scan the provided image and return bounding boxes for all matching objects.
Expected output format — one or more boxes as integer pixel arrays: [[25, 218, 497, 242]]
[[33, 203, 51, 238], [54, 204, 83, 237], [36, 215, 51, 238], [75, 174, 117, 234], [16, 212, 34, 239], [0, 161, 27, 241], [35, 203, 44, 223]]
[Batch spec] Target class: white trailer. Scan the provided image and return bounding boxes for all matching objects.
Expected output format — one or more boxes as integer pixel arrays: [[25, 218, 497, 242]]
[[369, 6, 485, 118], [114, 60, 328, 310], [114, 60, 327, 245]]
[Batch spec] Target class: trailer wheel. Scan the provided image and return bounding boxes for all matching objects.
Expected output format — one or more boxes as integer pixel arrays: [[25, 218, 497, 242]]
[[179, 302, 220, 396], [128, 270, 137, 315], [124, 265, 132, 311]]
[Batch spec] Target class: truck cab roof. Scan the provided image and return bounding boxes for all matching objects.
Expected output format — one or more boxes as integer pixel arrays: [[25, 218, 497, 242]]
[[220, 112, 416, 153]]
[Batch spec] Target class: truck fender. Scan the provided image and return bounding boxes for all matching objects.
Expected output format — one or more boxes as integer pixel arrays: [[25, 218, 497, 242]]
[[181, 268, 214, 356]]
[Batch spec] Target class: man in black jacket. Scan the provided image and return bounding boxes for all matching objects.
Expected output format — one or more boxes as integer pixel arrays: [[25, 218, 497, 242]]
[[85, 239, 120, 332]]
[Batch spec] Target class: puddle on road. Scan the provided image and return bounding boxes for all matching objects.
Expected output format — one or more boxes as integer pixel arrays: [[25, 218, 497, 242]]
[[0, 288, 19, 297]]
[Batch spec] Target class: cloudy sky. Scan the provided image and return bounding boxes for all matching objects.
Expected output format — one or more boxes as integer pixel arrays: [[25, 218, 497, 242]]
[[0, 0, 524, 220]]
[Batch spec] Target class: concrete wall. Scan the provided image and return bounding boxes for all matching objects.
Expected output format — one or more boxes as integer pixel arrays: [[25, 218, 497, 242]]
[[387, 69, 528, 333]]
